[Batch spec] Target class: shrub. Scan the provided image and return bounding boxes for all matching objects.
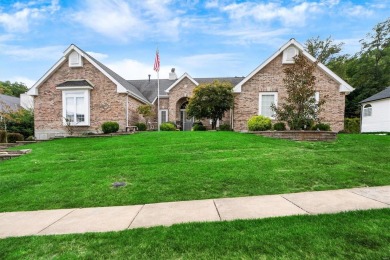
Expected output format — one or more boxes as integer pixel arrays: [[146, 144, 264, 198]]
[[101, 121, 119, 134], [311, 123, 331, 131], [219, 123, 231, 131], [344, 118, 360, 133], [273, 122, 286, 131], [7, 133, 24, 143], [0, 130, 6, 143], [26, 136, 35, 141], [160, 122, 176, 131], [135, 122, 147, 131], [4, 109, 34, 138], [192, 122, 206, 131], [247, 115, 272, 131]]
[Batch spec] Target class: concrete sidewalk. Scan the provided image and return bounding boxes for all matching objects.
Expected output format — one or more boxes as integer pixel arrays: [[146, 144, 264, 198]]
[[1, 186, 389, 239]]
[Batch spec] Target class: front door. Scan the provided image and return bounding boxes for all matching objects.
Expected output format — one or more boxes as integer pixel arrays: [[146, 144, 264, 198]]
[[180, 109, 193, 131]]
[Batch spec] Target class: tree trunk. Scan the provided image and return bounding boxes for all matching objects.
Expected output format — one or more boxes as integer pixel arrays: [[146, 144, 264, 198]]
[[211, 119, 217, 130]]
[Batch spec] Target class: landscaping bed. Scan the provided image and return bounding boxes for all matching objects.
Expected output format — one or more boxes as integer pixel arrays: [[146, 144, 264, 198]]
[[250, 130, 337, 141]]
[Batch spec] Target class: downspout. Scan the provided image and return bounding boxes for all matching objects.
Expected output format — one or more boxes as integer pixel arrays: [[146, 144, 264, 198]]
[[126, 93, 129, 127]]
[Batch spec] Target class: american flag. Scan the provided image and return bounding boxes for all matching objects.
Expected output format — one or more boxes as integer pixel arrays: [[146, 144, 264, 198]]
[[153, 49, 160, 72]]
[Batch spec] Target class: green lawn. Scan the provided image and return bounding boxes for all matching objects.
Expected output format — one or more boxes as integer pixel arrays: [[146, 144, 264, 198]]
[[1, 132, 389, 212], [1, 209, 389, 259]]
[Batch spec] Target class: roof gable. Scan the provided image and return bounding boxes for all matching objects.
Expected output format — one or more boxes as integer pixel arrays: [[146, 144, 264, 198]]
[[360, 87, 390, 103], [165, 73, 199, 93], [27, 44, 149, 104], [233, 39, 354, 94]]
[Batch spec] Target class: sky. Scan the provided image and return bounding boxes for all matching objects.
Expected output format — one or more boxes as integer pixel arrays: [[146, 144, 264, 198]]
[[0, 0, 389, 88]]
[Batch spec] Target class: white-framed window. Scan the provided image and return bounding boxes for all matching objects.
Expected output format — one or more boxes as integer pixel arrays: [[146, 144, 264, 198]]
[[62, 90, 90, 126], [159, 109, 168, 124], [314, 92, 320, 104], [363, 104, 372, 117], [259, 92, 278, 119]]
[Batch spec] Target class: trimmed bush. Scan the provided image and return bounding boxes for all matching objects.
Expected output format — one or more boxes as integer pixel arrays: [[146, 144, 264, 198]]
[[135, 122, 147, 131], [7, 133, 24, 143], [160, 122, 176, 131], [273, 122, 286, 131], [247, 115, 272, 131], [311, 123, 331, 131], [101, 121, 119, 134], [0, 130, 6, 143], [26, 136, 35, 141], [192, 122, 206, 131], [219, 123, 231, 131], [344, 118, 360, 133]]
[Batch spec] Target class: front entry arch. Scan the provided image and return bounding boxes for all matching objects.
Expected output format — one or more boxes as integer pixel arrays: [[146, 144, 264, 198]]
[[178, 100, 193, 131]]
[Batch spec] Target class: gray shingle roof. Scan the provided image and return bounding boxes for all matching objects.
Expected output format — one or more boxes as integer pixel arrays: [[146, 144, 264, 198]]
[[360, 87, 390, 103], [75, 46, 149, 103], [0, 94, 20, 112], [129, 77, 245, 103], [57, 80, 93, 88]]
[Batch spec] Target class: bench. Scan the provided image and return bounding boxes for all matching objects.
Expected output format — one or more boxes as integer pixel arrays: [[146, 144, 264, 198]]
[[125, 126, 138, 132]]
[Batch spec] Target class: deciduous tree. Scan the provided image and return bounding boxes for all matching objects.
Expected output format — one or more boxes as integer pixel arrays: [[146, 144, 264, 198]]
[[272, 53, 326, 130], [187, 80, 234, 130]]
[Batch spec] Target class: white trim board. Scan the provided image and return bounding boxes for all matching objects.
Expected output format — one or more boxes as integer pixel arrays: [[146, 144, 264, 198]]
[[165, 73, 198, 93]]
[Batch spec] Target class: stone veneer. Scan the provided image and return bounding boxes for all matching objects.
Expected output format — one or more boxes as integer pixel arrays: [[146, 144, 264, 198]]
[[233, 53, 346, 132], [34, 58, 143, 139]]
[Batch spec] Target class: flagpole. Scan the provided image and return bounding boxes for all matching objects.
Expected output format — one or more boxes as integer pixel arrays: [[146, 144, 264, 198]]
[[157, 70, 160, 132], [154, 48, 160, 132]]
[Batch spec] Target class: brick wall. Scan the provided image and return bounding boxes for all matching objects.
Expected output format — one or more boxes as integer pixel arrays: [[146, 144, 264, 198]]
[[34, 58, 143, 139], [166, 77, 231, 129], [252, 131, 337, 141], [233, 54, 346, 132]]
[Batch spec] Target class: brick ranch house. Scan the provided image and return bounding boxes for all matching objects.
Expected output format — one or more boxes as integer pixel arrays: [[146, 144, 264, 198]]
[[27, 39, 354, 140]]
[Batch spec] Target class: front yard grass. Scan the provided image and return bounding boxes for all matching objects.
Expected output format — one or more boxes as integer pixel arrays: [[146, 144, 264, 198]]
[[0, 132, 389, 212], [1, 209, 389, 259]]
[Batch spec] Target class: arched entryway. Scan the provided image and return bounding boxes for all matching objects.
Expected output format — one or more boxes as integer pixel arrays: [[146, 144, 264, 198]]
[[177, 98, 193, 131]]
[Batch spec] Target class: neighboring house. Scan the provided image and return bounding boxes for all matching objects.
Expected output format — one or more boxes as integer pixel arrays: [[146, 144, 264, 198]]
[[27, 39, 354, 140], [360, 87, 390, 133], [20, 93, 34, 110], [0, 94, 21, 113]]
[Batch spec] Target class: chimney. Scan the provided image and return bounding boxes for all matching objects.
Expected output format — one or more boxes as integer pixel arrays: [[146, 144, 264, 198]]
[[169, 68, 177, 80], [148, 74, 151, 82]]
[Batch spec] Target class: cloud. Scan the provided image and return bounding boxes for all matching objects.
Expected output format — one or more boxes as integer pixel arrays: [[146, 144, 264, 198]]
[[86, 51, 109, 60], [72, 0, 144, 42], [343, 5, 374, 17], [0, 0, 60, 33], [175, 52, 245, 77], [205, 0, 219, 8], [222, 1, 321, 27], [72, 0, 181, 42], [0, 44, 65, 60], [106, 59, 180, 80]]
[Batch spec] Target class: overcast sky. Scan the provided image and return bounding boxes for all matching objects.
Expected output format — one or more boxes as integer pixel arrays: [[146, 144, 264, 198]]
[[0, 0, 389, 88]]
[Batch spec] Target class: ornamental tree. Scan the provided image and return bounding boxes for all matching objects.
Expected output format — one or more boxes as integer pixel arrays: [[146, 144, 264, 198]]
[[271, 53, 326, 130], [186, 80, 234, 130], [136, 104, 155, 129]]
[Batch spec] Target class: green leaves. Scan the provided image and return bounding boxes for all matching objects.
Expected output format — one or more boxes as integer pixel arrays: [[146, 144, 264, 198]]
[[272, 53, 325, 130], [187, 80, 234, 130]]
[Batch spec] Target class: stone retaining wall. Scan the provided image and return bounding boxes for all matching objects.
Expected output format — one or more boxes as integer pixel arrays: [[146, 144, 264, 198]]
[[250, 131, 337, 141]]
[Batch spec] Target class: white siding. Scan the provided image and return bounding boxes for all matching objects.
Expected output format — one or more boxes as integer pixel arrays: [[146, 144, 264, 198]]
[[361, 98, 390, 132]]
